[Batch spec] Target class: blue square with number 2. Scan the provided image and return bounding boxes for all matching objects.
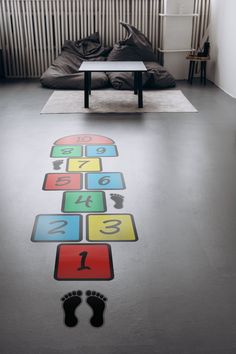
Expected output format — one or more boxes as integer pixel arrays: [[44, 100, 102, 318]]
[[86, 172, 126, 190], [31, 214, 82, 242], [86, 145, 118, 157]]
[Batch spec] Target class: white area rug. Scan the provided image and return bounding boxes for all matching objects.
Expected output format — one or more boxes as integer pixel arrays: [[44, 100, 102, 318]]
[[41, 89, 198, 114]]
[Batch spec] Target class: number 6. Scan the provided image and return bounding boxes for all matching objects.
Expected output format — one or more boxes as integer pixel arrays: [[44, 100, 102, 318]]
[[98, 176, 110, 185]]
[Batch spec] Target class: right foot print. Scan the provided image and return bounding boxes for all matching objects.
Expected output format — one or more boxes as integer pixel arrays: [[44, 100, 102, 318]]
[[53, 160, 64, 170], [61, 290, 82, 327], [86, 290, 107, 327], [110, 193, 124, 209]]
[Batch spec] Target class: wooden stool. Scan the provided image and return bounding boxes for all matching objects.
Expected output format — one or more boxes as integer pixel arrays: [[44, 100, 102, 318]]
[[186, 55, 210, 85]]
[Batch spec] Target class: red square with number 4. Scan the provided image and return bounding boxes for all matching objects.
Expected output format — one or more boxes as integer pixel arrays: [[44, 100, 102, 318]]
[[54, 244, 114, 280], [43, 173, 82, 190]]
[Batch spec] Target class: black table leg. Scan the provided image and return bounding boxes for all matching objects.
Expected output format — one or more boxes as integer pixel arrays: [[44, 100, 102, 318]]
[[188, 61, 192, 82], [203, 62, 207, 85], [84, 71, 89, 108], [137, 71, 143, 108], [200, 62, 203, 84], [190, 61, 195, 84], [134, 72, 138, 94], [88, 71, 91, 95]]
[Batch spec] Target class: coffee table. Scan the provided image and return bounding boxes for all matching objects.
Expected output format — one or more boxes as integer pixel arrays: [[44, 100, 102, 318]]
[[79, 61, 147, 109]]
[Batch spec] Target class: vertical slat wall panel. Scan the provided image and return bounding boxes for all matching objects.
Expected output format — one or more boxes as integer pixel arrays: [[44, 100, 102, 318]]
[[12, 0, 21, 75], [5, 0, 15, 76], [32, 0, 38, 75], [0, 1, 8, 76], [0, 0, 210, 78], [25, 0, 32, 76], [192, 0, 211, 52]]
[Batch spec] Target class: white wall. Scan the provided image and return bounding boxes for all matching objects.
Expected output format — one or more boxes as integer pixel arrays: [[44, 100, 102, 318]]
[[208, 0, 236, 98]]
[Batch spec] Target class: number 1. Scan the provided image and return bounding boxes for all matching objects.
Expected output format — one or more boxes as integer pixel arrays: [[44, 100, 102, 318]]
[[77, 251, 91, 271]]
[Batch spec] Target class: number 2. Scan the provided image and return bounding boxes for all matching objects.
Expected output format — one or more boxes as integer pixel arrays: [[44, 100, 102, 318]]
[[48, 220, 68, 235]]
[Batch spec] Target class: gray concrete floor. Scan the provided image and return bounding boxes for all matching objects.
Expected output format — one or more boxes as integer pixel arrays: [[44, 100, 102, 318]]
[[0, 79, 236, 354]]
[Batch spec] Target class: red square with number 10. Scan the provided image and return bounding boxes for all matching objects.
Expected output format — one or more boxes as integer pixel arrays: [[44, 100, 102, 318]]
[[43, 173, 82, 190], [54, 244, 114, 280]]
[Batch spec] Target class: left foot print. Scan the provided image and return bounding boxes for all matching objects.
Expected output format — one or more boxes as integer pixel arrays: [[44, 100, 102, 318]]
[[86, 290, 107, 327], [61, 290, 82, 327], [53, 159, 64, 170]]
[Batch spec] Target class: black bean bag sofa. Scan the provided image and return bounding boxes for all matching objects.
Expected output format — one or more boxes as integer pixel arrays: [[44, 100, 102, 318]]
[[40, 23, 176, 90], [107, 22, 176, 90], [40, 32, 111, 89]]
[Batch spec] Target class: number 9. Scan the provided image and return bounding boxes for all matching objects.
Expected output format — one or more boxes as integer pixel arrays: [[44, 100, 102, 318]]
[[96, 147, 106, 154]]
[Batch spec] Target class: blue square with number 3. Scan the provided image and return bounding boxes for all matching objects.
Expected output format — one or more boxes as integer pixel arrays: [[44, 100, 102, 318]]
[[31, 214, 82, 242], [86, 172, 126, 190], [86, 145, 118, 157]]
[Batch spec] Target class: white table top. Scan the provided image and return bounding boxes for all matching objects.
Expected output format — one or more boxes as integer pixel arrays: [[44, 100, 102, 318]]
[[79, 61, 147, 72]]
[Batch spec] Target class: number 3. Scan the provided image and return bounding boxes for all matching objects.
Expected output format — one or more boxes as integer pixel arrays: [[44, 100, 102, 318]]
[[100, 219, 121, 235]]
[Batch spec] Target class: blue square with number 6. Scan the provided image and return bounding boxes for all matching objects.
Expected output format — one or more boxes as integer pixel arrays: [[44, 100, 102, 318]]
[[31, 214, 82, 242], [86, 145, 118, 157], [86, 172, 126, 190]]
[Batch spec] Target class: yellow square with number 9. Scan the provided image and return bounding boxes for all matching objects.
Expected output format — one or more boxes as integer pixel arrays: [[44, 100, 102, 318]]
[[87, 214, 138, 241], [67, 158, 102, 172]]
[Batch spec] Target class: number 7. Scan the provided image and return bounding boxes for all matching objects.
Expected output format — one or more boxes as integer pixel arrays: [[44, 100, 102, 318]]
[[77, 160, 90, 168]]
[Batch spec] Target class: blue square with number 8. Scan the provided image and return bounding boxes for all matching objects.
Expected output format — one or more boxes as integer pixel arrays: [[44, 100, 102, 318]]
[[86, 145, 118, 157], [86, 172, 126, 190], [31, 214, 82, 242]]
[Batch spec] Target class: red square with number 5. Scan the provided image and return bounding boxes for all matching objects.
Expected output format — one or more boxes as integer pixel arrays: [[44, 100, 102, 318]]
[[54, 244, 114, 280], [43, 173, 82, 190]]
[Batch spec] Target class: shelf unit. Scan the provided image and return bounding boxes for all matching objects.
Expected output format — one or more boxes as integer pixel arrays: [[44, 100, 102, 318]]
[[158, 48, 195, 53], [159, 13, 199, 17], [158, 0, 197, 79]]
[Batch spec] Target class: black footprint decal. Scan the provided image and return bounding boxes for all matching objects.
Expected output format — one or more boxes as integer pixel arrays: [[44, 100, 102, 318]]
[[110, 193, 124, 209], [61, 290, 82, 327], [53, 160, 64, 170], [86, 290, 107, 327]]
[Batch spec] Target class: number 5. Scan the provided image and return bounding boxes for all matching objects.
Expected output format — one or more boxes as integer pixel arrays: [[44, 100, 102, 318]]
[[55, 176, 71, 186]]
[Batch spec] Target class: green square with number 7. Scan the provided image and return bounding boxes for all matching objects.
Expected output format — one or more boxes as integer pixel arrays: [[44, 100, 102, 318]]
[[62, 191, 107, 213]]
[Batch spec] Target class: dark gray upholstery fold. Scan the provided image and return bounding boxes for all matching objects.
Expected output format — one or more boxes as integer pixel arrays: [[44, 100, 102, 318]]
[[40, 33, 111, 89]]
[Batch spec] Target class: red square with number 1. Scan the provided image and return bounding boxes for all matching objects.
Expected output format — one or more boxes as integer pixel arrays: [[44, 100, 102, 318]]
[[43, 173, 82, 190], [54, 244, 114, 280]]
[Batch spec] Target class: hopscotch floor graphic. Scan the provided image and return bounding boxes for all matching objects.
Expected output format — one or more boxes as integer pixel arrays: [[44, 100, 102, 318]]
[[31, 134, 138, 327]]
